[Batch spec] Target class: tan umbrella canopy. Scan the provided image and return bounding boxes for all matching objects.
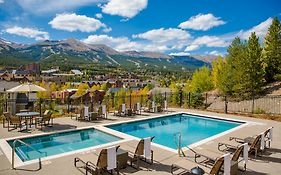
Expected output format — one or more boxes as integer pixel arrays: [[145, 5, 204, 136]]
[[7, 83, 46, 93]]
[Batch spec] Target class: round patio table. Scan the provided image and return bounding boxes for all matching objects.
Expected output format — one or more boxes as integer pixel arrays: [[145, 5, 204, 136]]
[[16, 112, 40, 130]]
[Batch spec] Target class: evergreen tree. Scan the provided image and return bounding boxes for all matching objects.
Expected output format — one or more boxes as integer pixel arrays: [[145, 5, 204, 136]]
[[217, 37, 247, 95], [216, 61, 235, 95], [244, 32, 264, 96], [263, 17, 281, 82]]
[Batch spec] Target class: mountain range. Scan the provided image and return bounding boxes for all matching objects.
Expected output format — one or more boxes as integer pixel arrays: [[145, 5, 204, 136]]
[[0, 38, 212, 70]]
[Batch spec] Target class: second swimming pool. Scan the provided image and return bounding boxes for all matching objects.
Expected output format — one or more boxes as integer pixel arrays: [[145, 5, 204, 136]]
[[8, 128, 120, 162]]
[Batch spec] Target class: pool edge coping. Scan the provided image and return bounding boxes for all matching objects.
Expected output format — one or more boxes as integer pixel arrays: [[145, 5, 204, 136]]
[[0, 111, 263, 168], [0, 126, 130, 168]]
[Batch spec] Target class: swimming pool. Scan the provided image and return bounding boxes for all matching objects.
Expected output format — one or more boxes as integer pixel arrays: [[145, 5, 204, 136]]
[[108, 113, 242, 149], [8, 128, 120, 162]]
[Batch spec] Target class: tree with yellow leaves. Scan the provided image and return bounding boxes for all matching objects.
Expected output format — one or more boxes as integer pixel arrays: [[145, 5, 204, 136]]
[[211, 56, 225, 88], [75, 83, 89, 97], [91, 84, 101, 91]]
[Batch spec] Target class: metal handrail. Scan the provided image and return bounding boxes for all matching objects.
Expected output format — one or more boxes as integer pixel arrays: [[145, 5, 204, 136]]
[[174, 132, 185, 157], [12, 139, 45, 169]]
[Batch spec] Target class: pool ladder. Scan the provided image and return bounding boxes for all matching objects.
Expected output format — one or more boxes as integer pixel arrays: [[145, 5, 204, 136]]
[[12, 139, 45, 170], [174, 132, 185, 157]]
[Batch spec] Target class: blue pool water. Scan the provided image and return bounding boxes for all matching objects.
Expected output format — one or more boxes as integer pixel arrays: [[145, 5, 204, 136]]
[[108, 114, 242, 149], [8, 129, 120, 162]]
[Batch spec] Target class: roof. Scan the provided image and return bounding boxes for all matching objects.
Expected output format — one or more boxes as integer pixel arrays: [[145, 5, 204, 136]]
[[0, 81, 20, 92], [53, 73, 75, 76], [108, 88, 127, 93], [0, 70, 7, 75], [62, 88, 78, 92], [41, 69, 59, 74], [71, 69, 83, 75], [12, 70, 31, 75]]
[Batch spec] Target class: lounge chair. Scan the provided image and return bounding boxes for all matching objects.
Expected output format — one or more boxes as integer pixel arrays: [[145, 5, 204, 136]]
[[74, 146, 120, 175], [114, 104, 126, 117], [98, 105, 107, 118], [218, 133, 262, 158], [4, 112, 25, 131], [124, 137, 155, 170], [113, 105, 122, 116], [133, 103, 141, 115], [143, 101, 153, 113], [188, 143, 246, 171], [35, 110, 53, 129], [76, 107, 87, 121], [163, 100, 168, 113], [229, 127, 273, 148], [171, 154, 227, 175]]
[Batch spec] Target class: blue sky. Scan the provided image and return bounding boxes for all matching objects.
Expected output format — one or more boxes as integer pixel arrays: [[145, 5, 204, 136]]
[[0, 0, 280, 55]]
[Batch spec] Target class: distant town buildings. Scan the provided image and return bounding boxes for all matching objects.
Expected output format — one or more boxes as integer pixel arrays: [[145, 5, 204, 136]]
[[0, 63, 158, 101]]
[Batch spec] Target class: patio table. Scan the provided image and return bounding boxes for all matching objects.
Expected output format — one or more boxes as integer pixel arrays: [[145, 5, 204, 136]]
[[16, 112, 40, 130]]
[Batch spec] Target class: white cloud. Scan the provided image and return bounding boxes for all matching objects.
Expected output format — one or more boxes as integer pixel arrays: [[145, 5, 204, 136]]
[[5, 26, 49, 41], [185, 45, 199, 52], [83, 34, 141, 51], [16, 0, 104, 14], [237, 17, 272, 39], [49, 13, 108, 32], [83, 34, 129, 47], [169, 52, 190, 56], [192, 35, 229, 47], [83, 18, 273, 54], [101, 0, 148, 18], [95, 13, 103, 19], [179, 13, 226, 31], [183, 18, 273, 53], [82, 34, 170, 52], [0, 0, 4, 4], [103, 27, 112, 33], [206, 50, 223, 56], [133, 28, 191, 43]]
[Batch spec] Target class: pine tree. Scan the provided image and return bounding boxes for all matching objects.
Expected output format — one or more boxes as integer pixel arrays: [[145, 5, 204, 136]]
[[217, 37, 247, 95], [263, 17, 281, 82], [244, 32, 264, 96]]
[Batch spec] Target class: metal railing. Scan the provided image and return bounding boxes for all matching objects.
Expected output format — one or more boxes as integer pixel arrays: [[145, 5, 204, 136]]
[[12, 139, 45, 169], [1, 92, 280, 117], [174, 132, 185, 157]]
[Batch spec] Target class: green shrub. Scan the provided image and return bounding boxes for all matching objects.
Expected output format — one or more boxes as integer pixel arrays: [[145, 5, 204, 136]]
[[254, 108, 266, 114]]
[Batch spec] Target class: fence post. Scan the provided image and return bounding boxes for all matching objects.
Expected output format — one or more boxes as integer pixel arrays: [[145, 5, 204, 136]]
[[5, 98, 8, 112], [111, 94, 114, 109], [188, 92, 191, 108], [67, 95, 70, 113], [179, 90, 183, 108], [224, 95, 228, 114], [39, 98, 42, 117], [140, 95, 143, 108], [252, 93, 255, 114]]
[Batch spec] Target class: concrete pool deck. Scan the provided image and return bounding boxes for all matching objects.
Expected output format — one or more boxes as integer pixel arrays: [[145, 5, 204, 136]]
[[0, 109, 280, 175]]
